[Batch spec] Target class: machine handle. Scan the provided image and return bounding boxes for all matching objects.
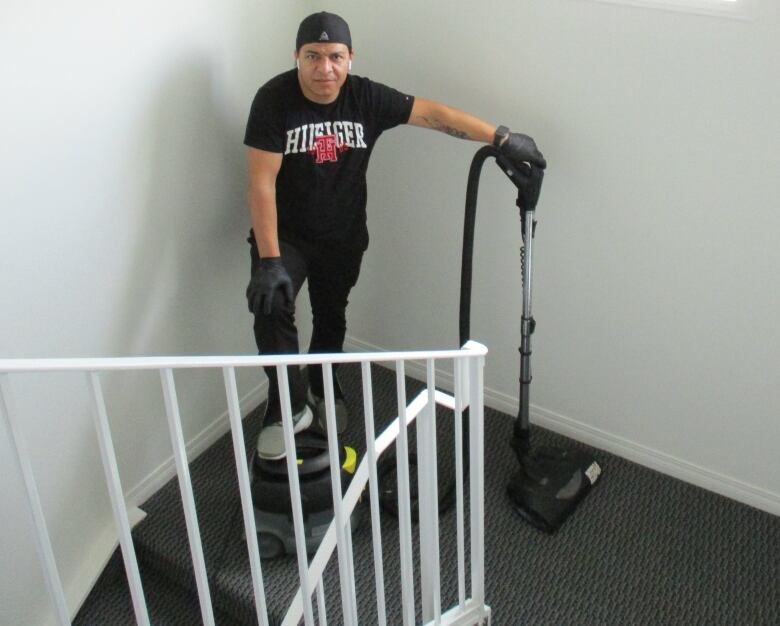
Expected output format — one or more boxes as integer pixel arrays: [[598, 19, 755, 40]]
[[460, 147, 546, 345], [495, 154, 545, 212]]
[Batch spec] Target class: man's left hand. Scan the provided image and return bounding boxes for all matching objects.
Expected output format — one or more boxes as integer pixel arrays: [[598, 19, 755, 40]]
[[500, 133, 547, 170]]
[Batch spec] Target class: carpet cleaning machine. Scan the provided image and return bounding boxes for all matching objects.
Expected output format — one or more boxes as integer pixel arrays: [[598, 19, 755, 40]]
[[460, 145, 602, 532], [250, 430, 357, 559]]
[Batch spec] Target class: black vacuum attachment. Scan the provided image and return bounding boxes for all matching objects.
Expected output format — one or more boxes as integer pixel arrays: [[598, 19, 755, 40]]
[[461, 147, 601, 533], [507, 428, 601, 534]]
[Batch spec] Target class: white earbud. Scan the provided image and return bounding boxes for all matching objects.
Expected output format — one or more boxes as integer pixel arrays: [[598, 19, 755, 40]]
[[296, 59, 300, 69], [348, 60, 352, 71]]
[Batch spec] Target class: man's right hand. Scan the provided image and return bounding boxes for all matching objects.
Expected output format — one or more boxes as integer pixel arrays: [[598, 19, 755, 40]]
[[499, 132, 547, 170], [247, 257, 294, 316]]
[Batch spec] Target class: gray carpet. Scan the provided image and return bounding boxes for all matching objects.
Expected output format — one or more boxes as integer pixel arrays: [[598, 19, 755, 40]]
[[75, 362, 780, 625]]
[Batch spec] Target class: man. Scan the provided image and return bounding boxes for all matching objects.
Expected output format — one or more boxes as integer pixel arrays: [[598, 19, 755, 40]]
[[245, 11, 545, 460]]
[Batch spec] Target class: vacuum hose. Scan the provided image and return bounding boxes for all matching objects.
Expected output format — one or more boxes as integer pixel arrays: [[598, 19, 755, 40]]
[[459, 146, 498, 346]]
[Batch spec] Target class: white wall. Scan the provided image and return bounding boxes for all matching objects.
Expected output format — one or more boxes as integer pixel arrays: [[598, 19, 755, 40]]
[[328, 1, 780, 510], [0, 1, 311, 624], [3, 1, 779, 622]]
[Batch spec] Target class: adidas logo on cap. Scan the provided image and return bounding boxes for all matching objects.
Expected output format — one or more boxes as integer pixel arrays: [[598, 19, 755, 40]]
[[296, 13, 351, 50]]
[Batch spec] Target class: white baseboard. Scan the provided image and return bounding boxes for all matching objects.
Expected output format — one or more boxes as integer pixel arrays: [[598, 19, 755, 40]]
[[529, 403, 780, 517], [345, 335, 780, 517]]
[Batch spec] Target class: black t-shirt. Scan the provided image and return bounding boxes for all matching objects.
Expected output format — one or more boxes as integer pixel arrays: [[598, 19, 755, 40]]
[[244, 69, 414, 244]]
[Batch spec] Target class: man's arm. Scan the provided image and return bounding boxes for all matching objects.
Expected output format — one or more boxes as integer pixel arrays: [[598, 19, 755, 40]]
[[407, 97, 546, 169], [407, 97, 498, 143], [247, 147, 283, 258], [246, 147, 295, 316]]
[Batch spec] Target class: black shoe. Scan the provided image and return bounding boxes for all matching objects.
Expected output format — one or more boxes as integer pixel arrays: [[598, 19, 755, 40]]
[[307, 388, 348, 434]]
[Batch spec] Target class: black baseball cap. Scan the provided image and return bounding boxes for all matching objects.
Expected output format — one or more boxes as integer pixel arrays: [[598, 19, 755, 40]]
[[296, 12, 352, 51]]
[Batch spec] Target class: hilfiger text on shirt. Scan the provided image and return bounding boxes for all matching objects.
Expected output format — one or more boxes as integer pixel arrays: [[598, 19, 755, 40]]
[[284, 121, 367, 163]]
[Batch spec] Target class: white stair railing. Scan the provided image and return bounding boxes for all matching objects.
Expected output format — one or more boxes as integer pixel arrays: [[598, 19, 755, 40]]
[[0, 342, 491, 626]]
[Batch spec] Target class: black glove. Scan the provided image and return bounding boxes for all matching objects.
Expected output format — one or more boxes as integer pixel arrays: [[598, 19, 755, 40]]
[[499, 132, 547, 170], [246, 257, 294, 316]]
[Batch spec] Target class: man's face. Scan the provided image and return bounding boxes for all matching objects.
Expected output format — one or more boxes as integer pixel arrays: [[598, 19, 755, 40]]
[[295, 43, 352, 104]]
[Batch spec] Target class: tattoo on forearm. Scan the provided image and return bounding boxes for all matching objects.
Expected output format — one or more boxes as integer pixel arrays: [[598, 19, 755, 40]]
[[420, 116, 471, 140], [442, 126, 470, 140]]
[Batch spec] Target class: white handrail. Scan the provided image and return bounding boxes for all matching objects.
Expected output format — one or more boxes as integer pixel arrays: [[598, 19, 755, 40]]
[[1, 341, 490, 626], [0, 344, 487, 374]]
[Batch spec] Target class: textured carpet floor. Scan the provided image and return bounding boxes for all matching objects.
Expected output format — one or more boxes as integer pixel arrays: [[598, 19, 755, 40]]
[[75, 363, 780, 625]]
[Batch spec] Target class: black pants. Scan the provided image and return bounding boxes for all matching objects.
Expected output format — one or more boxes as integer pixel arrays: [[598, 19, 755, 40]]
[[248, 230, 364, 423]]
